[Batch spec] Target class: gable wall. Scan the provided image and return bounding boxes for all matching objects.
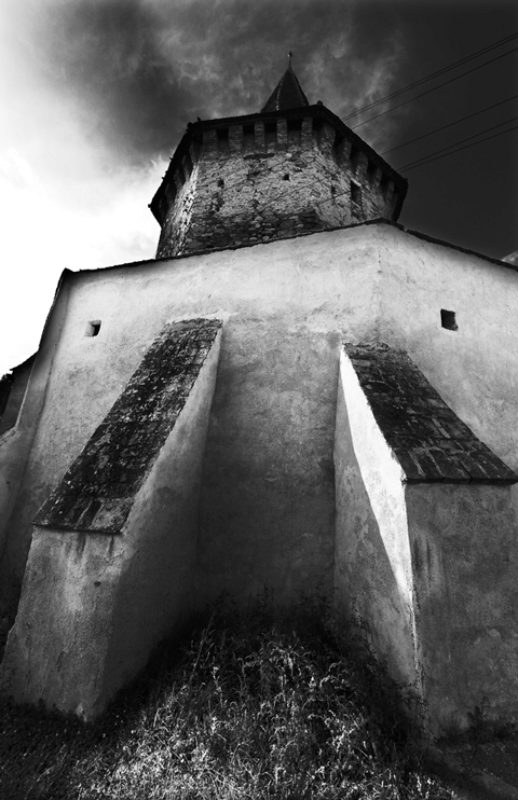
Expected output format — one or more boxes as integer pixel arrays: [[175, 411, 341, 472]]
[[2, 223, 518, 623], [376, 225, 518, 472]]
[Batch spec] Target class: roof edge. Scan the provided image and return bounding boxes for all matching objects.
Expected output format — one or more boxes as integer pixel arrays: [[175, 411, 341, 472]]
[[66, 219, 515, 281]]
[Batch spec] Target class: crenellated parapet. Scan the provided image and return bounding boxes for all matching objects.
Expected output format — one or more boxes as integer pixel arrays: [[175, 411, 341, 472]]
[[150, 104, 408, 258]]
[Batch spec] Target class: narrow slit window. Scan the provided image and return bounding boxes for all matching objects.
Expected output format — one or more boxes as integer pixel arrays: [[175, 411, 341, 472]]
[[265, 121, 276, 148], [350, 181, 361, 206], [216, 128, 229, 150], [350, 146, 359, 173], [441, 309, 458, 331], [85, 320, 101, 337], [243, 123, 255, 149], [176, 166, 186, 187], [183, 153, 193, 177], [287, 118, 302, 145]]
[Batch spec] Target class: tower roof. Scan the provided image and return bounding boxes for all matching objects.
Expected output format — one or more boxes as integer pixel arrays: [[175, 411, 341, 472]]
[[261, 55, 309, 112]]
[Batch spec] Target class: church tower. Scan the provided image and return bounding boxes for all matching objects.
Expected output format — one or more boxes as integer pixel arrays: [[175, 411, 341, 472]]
[[151, 58, 407, 258]]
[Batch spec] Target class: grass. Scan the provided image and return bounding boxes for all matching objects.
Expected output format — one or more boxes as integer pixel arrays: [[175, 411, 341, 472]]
[[0, 604, 455, 799]]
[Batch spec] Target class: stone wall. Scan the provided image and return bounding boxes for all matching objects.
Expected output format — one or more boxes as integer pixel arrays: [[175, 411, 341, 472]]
[[154, 110, 404, 258]]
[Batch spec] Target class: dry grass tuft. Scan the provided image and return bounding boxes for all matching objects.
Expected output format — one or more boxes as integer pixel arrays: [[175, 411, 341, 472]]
[[0, 604, 454, 799]]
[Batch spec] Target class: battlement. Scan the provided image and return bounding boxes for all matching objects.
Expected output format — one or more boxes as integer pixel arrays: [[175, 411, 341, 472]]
[[151, 105, 407, 258]]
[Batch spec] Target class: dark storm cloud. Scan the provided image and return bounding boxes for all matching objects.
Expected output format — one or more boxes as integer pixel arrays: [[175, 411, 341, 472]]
[[38, 0, 193, 160], [36, 0, 404, 162], [32, 0, 518, 256]]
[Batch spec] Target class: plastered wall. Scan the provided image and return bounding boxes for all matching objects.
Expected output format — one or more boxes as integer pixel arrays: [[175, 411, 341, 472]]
[[0, 227, 381, 624], [3, 222, 518, 634], [407, 483, 518, 737], [376, 224, 518, 471], [0, 330, 221, 718], [333, 352, 421, 699], [335, 347, 518, 738]]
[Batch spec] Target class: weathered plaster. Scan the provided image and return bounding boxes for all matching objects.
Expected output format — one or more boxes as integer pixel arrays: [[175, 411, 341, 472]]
[[4, 221, 518, 696], [0, 278, 71, 632], [343, 342, 517, 483], [335, 342, 518, 738], [407, 483, 518, 738], [334, 349, 421, 698], [0, 324, 222, 717], [35, 318, 222, 533], [375, 223, 518, 472], [0, 228, 381, 624]]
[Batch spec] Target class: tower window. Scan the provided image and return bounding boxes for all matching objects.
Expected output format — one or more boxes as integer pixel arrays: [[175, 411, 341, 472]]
[[367, 161, 377, 184], [265, 122, 276, 148], [287, 118, 302, 145], [85, 320, 101, 338], [312, 118, 323, 140], [243, 123, 255, 149], [350, 181, 361, 206], [176, 166, 186, 187], [183, 153, 193, 177], [441, 309, 458, 331], [350, 146, 360, 173], [217, 128, 229, 150]]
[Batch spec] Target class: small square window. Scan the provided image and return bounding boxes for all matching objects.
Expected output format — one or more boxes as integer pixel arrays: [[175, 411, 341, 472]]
[[441, 309, 458, 331], [85, 320, 101, 337]]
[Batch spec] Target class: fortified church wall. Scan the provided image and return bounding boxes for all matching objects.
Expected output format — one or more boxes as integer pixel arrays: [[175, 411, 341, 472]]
[[1, 61, 518, 738]]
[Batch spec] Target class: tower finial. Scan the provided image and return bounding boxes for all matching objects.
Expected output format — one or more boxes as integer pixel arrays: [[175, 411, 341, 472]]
[[260, 53, 309, 112]]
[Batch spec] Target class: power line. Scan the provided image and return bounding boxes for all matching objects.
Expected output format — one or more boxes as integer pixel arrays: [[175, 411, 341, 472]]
[[397, 115, 518, 168], [346, 31, 518, 121], [381, 93, 518, 156], [398, 124, 518, 172], [350, 45, 518, 130]]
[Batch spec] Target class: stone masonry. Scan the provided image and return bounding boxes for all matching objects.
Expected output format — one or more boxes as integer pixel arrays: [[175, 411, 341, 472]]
[[35, 318, 222, 535], [152, 105, 407, 258], [344, 342, 518, 483]]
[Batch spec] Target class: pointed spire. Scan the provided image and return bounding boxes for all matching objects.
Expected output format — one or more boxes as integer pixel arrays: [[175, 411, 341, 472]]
[[261, 53, 309, 113]]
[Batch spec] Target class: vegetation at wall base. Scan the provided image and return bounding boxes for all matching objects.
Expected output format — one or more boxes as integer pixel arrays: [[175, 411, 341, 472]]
[[0, 604, 454, 799]]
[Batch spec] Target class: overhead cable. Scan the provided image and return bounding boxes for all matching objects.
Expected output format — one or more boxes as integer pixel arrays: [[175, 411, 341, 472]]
[[346, 30, 518, 121], [350, 45, 518, 129], [381, 93, 518, 156], [398, 123, 518, 172]]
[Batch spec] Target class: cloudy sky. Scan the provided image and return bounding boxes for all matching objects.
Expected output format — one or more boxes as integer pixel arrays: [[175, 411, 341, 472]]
[[0, 0, 517, 373]]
